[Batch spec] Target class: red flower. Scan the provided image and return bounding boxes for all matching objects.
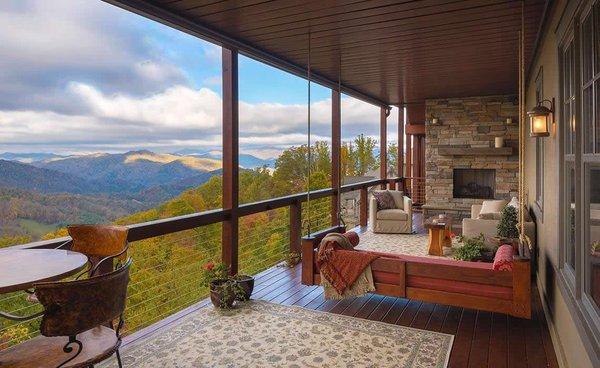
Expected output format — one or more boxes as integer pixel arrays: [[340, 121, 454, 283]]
[[449, 232, 456, 239], [204, 262, 215, 271]]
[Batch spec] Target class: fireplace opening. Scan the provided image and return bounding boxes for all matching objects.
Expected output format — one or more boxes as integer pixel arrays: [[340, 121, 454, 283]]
[[453, 169, 495, 199]]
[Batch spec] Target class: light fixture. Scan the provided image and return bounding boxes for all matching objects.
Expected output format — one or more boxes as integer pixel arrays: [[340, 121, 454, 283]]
[[429, 114, 439, 125], [527, 98, 554, 137]]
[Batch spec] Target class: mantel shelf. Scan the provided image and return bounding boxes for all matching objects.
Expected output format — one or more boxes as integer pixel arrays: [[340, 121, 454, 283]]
[[437, 146, 514, 156]]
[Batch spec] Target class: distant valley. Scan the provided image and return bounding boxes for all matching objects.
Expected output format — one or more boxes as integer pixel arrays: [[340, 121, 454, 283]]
[[0, 150, 276, 242]]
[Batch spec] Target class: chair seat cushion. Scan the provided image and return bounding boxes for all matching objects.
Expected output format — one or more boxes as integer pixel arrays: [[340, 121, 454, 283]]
[[376, 209, 408, 221], [0, 326, 119, 368]]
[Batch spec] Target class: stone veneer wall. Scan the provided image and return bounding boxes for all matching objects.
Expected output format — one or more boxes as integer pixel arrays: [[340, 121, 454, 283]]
[[425, 95, 519, 211]]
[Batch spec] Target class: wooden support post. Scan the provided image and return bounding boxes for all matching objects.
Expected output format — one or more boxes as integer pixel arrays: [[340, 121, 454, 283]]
[[290, 201, 302, 254], [359, 187, 368, 227], [413, 135, 421, 181], [331, 89, 341, 226], [398, 106, 404, 178], [222, 47, 239, 275], [405, 134, 412, 193], [380, 107, 387, 189]]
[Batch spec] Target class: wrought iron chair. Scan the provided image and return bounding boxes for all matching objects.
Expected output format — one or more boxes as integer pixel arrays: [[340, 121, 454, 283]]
[[0, 258, 132, 368]]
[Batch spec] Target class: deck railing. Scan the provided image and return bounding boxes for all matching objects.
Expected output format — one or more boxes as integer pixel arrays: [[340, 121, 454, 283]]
[[0, 177, 405, 349]]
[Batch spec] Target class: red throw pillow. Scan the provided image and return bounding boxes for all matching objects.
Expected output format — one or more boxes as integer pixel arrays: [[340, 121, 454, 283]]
[[493, 245, 513, 271]]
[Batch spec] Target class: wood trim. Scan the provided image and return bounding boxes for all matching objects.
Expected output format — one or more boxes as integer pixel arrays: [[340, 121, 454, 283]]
[[405, 123, 426, 135], [512, 257, 532, 319], [406, 262, 513, 287], [222, 47, 239, 274], [406, 287, 515, 315], [331, 89, 341, 226]]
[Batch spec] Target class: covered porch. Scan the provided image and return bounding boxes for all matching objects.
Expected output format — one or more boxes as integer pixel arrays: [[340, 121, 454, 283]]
[[0, 0, 563, 367]]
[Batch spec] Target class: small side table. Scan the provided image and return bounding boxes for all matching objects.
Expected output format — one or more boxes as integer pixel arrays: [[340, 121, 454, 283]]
[[424, 217, 453, 256]]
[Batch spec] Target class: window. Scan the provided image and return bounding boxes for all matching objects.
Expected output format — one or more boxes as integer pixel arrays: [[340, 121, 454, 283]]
[[559, 0, 600, 328], [535, 68, 544, 211]]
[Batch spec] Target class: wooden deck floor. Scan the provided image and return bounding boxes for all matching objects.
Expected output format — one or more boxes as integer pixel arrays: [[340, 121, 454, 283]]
[[124, 261, 558, 368], [124, 212, 557, 367]]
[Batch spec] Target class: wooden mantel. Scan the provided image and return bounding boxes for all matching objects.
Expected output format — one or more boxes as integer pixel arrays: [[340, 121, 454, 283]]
[[438, 146, 513, 156]]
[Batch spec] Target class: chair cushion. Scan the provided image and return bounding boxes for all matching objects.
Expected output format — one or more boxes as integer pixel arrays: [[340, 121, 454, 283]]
[[0, 326, 119, 368], [376, 209, 408, 220], [372, 190, 396, 210], [478, 212, 501, 220]]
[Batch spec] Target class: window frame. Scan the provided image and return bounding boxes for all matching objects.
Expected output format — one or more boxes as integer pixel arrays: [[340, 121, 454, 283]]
[[556, 0, 600, 358]]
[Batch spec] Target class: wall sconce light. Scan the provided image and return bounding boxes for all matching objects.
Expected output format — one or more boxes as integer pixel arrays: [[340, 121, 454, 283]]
[[506, 117, 513, 125], [429, 115, 439, 125], [527, 98, 554, 137]]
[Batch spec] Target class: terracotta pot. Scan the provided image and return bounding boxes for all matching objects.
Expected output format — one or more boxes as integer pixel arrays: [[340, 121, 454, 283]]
[[235, 275, 254, 301], [209, 279, 235, 309]]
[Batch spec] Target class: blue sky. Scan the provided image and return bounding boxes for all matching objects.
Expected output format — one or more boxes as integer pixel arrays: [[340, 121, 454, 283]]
[[0, 0, 396, 159]]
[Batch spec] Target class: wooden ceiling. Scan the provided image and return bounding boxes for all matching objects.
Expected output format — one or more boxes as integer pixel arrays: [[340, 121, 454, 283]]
[[111, 0, 547, 106]]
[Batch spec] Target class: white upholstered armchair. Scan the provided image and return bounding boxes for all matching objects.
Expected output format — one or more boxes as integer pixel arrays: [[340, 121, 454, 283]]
[[369, 190, 413, 234]]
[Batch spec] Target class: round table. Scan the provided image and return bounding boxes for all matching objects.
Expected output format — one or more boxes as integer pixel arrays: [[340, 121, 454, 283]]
[[0, 249, 88, 294]]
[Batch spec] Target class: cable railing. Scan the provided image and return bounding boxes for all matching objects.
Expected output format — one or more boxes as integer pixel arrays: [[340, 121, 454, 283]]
[[0, 177, 403, 349]]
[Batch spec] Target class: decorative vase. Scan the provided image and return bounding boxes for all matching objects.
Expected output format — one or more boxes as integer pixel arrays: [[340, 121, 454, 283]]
[[234, 275, 254, 301], [495, 137, 505, 148], [209, 279, 236, 309]]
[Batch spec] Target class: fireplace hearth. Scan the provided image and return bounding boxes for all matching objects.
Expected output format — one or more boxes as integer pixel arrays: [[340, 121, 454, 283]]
[[453, 169, 495, 199]]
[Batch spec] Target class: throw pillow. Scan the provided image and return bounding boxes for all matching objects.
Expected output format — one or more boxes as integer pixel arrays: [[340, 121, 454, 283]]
[[493, 245, 513, 271], [373, 190, 396, 210], [479, 199, 508, 216]]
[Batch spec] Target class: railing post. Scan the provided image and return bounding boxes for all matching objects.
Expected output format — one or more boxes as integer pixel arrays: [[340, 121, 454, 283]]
[[388, 179, 396, 191], [380, 107, 387, 189], [398, 106, 404, 178], [359, 187, 368, 227], [331, 89, 341, 226], [222, 47, 239, 275], [290, 201, 302, 254]]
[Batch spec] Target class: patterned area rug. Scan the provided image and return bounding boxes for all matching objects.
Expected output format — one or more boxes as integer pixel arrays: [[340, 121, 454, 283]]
[[102, 301, 453, 367], [355, 230, 455, 259]]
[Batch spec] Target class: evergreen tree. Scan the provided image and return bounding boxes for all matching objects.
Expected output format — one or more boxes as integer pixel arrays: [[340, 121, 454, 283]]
[[497, 205, 519, 239]]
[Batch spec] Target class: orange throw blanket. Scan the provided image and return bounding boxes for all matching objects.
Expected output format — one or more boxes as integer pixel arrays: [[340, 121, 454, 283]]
[[317, 232, 379, 298]]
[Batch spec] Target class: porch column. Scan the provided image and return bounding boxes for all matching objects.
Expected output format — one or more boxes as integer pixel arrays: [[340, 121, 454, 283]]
[[380, 107, 387, 189], [331, 89, 341, 226], [222, 47, 239, 275], [398, 106, 405, 182]]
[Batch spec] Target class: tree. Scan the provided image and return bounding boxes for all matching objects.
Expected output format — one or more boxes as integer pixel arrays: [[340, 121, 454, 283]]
[[354, 134, 378, 175], [387, 142, 398, 177], [341, 142, 356, 177], [497, 205, 519, 239]]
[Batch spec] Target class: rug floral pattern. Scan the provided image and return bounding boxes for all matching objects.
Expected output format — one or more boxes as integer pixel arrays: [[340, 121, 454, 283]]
[[355, 230, 455, 259], [103, 301, 453, 367]]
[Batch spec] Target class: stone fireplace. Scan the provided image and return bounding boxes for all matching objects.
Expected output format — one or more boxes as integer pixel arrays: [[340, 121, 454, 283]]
[[424, 95, 519, 216]]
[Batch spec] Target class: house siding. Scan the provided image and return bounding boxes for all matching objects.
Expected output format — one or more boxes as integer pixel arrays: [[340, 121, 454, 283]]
[[525, 0, 597, 366]]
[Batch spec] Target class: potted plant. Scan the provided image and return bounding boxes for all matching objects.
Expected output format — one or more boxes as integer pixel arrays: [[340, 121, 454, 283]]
[[453, 233, 488, 262], [592, 241, 600, 258], [233, 274, 254, 301], [496, 205, 519, 249], [201, 261, 244, 309]]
